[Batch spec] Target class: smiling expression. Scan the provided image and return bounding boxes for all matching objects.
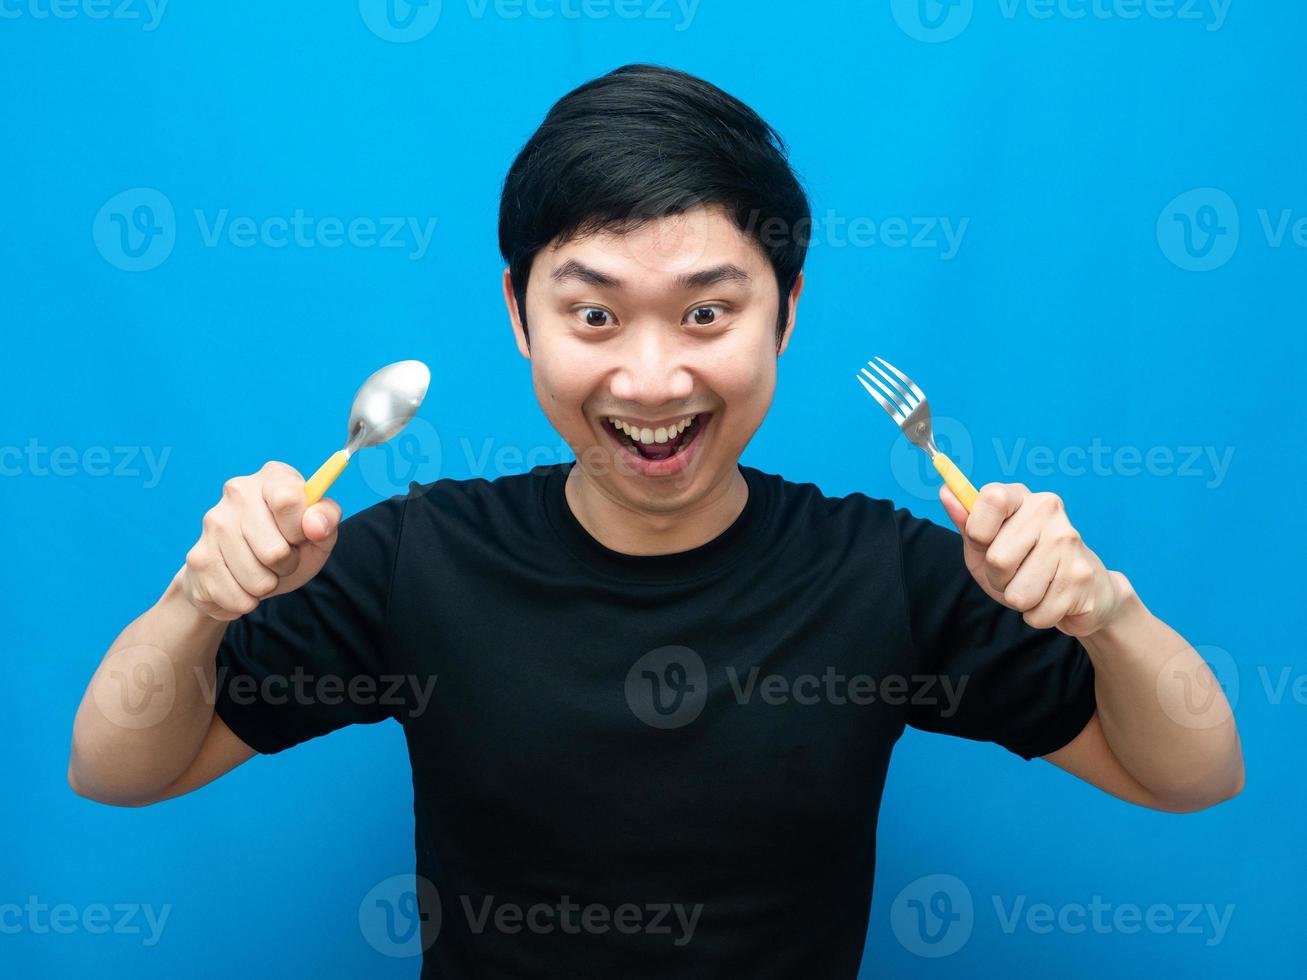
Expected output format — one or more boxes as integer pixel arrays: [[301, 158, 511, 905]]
[[502, 203, 803, 519]]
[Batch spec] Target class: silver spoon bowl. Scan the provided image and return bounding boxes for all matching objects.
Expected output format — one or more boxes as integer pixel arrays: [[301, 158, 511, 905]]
[[305, 359, 430, 502]]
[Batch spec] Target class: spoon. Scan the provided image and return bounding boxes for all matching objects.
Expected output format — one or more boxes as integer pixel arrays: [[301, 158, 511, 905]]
[[303, 359, 431, 503]]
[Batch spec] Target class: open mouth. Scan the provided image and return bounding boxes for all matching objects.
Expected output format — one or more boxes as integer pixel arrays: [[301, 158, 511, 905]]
[[602, 412, 711, 463]]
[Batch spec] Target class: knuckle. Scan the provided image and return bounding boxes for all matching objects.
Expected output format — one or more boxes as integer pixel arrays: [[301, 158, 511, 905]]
[[201, 507, 227, 535], [249, 574, 280, 598], [267, 485, 302, 513], [190, 544, 225, 574], [1034, 491, 1061, 513], [262, 460, 302, 483], [262, 539, 294, 565], [986, 549, 1017, 574], [1004, 588, 1035, 611]]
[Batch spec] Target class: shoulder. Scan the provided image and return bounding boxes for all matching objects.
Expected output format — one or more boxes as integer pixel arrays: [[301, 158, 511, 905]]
[[741, 466, 933, 576], [744, 464, 902, 532], [388, 463, 560, 543], [400, 463, 556, 511], [746, 467, 967, 571]]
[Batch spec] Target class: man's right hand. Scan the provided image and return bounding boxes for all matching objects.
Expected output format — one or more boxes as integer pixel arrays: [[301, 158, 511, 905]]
[[178, 461, 341, 622]]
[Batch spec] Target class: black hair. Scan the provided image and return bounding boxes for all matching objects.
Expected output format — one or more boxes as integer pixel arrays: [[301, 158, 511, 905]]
[[498, 63, 811, 350]]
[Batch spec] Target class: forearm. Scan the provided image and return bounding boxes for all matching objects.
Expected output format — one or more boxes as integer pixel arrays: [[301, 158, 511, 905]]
[[69, 567, 230, 804], [1080, 572, 1244, 808]]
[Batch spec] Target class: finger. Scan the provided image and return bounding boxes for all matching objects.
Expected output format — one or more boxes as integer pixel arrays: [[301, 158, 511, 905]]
[[965, 483, 1026, 547], [240, 502, 300, 579], [938, 484, 969, 533], [302, 499, 341, 548], [1021, 553, 1079, 630], [263, 471, 308, 545], [199, 555, 260, 619], [1001, 530, 1063, 613], [982, 503, 1046, 595], [215, 521, 280, 598]]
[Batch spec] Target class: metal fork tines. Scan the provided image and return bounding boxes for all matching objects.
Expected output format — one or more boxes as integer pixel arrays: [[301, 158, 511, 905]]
[[856, 356, 940, 458]]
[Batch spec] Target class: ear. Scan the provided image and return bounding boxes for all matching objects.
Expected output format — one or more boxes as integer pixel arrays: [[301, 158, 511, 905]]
[[776, 268, 804, 356], [502, 267, 531, 360]]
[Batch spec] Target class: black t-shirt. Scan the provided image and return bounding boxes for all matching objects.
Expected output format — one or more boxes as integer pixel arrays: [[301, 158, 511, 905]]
[[214, 461, 1096, 978]]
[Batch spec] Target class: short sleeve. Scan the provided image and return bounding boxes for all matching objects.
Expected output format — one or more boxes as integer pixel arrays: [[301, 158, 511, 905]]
[[212, 493, 407, 755], [892, 503, 1097, 761]]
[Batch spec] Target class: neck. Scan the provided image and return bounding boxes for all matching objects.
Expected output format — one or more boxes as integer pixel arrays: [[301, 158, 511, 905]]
[[564, 462, 749, 556]]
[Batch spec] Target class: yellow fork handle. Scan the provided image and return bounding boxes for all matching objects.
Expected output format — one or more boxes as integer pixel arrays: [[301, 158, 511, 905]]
[[933, 452, 979, 513], [304, 449, 350, 504]]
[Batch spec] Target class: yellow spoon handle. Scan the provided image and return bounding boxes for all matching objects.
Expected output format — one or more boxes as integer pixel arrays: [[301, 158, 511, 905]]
[[304, 449, 350, 504], [933, 451, 979, 513]]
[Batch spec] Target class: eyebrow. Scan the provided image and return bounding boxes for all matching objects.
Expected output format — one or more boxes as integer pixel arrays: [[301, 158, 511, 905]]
[[549, 259, 753, 292]]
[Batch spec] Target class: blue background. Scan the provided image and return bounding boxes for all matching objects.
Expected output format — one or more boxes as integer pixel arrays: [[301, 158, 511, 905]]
[[3, 0, 1301, 975]]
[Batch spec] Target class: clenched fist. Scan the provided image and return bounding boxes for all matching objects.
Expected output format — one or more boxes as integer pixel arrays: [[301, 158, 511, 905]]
[[177, 461, 341, 622], [940, 481, 1127, 638]]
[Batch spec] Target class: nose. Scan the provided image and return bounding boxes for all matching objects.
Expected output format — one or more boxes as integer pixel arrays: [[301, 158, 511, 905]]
[[607, 324, 695, 408]]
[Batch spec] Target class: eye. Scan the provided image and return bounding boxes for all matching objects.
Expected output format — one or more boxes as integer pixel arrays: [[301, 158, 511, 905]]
[[687, 305, 727, 327], [577, 307, 615, 329]]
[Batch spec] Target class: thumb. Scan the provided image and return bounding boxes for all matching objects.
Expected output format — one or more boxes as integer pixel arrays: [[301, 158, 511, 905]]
[[939, 483, 969, 534], [302, 499, 341, 543]]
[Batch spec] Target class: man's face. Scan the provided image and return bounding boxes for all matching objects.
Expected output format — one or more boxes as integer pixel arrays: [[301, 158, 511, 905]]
[[502, 204, 802, 516]]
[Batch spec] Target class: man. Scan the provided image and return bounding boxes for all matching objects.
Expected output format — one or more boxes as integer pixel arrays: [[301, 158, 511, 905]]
[[70, 64, 1244, 977]]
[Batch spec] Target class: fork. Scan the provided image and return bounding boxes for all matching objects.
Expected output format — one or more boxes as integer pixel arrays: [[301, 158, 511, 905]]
[[856, 356, 979, 512]]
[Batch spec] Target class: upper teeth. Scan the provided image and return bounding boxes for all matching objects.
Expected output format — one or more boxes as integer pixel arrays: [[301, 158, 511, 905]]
[[608, 414, 698, 445]]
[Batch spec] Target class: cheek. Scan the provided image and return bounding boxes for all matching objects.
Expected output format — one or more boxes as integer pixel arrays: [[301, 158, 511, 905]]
[[530, 345, 600, 421], [704, 337, 777, 406]]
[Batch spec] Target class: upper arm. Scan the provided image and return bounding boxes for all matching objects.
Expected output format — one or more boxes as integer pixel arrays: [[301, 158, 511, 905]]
[[129, 712, 258, 807], [893, 503, 1097, 760], [1041, 710, 1197, 813], [210, 495, 405, 756]]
